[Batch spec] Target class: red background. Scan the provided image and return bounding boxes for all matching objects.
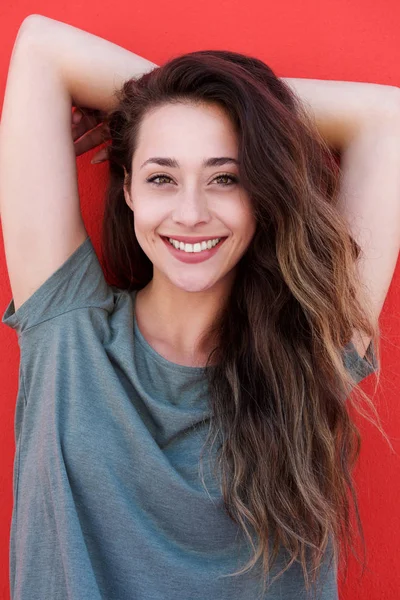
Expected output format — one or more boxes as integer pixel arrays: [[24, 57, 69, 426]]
[[1, 1, 400, 599]]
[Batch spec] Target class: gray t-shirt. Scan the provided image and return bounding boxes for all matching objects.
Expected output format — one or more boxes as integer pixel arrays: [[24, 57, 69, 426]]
[[2, 236, 378, 600]]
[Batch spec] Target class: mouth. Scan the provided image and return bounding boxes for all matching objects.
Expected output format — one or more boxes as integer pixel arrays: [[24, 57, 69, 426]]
[[164, 236, 225, 253], [160, 235, 228, 263]]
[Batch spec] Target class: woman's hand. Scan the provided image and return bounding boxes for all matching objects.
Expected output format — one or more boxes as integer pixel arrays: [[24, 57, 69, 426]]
[[72, 106, 110, 164]]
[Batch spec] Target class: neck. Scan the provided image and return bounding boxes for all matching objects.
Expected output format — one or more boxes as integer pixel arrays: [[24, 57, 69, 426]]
[[135, 271, 234, 365]]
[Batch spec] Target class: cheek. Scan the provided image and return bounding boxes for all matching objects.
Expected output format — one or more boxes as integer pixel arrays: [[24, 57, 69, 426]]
[[228, 196, 256, 242], [132, 202, 167, 239]]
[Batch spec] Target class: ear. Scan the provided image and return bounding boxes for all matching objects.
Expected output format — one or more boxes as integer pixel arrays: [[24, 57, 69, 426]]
[[123, 167, 133, 210]]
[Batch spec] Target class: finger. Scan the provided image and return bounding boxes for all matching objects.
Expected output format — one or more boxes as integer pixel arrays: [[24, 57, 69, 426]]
[[72, 109, 82, 125], [91, 147, 109, 164], [72, 107, 101, 127], [72, 112, 105, 142], [72, 106, 105, 121], [74, 123, 110, 157]]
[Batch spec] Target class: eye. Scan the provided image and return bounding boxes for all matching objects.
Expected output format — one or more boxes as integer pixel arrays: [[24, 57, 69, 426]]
[[146, 173, 239, 187], [213, 173, 238, 186], [146, 174, 174, 186]]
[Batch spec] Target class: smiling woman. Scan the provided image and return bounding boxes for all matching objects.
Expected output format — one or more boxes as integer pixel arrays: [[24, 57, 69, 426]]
[[0, 14, 390, 600], [120, 101, 256, 297], [93, 47, 384, 598]]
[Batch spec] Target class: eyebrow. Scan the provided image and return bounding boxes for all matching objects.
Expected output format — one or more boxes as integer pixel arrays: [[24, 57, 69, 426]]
[[140, 157, 239, 170]]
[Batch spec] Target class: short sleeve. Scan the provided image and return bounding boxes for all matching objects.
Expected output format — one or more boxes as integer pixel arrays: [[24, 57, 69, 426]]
[[342, 338, 379, 385], [1, 236, 115, 336]]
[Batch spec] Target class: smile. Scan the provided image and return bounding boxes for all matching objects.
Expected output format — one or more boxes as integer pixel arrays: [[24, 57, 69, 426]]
[[160, 235, 227, 264], [168, 237, 221, 253]]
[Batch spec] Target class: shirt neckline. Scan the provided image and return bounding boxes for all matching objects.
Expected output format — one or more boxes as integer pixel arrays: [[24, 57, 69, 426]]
[[131, 290, 211, 375]]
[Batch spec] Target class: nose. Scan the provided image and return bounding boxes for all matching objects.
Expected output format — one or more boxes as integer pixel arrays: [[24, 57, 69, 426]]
[[171, 188, 211, 227]]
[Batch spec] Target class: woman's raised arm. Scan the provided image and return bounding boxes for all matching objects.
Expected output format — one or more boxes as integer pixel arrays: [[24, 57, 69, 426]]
[[20, 15, 158, 111], [0, 15, 157, 313], [282, 76, 400, 148], [283, 76, 400, 359]]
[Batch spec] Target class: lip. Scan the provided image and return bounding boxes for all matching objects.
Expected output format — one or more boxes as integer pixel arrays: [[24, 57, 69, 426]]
[[160, 234, 227, 243], [160, 235, 227, 264]]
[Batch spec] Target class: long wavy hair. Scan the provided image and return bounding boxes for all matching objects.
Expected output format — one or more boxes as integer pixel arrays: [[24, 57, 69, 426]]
[[85, 50, 388, 598]]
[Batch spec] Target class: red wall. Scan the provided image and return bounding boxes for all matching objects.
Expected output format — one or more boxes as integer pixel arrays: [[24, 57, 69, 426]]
[[1, 1, 400, 598]]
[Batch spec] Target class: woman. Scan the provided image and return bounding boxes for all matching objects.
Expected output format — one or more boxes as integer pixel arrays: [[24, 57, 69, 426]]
[[1, 14, 399, 600]]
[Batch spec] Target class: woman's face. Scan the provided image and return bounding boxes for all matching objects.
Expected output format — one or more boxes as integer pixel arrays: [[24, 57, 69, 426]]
[[124, 101, 256, 293]]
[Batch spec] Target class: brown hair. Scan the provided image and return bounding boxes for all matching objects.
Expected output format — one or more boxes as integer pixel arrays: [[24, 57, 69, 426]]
[[90, 50, 388, 598]]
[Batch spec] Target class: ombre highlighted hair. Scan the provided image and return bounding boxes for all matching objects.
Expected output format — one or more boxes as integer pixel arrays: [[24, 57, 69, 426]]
[[86, 50, 387, 599]]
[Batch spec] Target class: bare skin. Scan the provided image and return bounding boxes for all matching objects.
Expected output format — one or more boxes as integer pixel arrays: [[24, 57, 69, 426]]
[[121, 102, 256, 366]]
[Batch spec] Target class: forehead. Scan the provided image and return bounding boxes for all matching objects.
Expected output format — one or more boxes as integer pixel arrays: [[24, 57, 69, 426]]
[[133, 101, 238, 166]]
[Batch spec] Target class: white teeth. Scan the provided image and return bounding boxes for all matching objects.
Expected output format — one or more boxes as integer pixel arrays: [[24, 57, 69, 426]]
[[168, 237, 222, 253]]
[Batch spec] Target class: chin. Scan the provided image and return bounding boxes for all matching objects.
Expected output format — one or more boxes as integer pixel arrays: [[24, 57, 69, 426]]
[[168, 273, 220, 294]]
